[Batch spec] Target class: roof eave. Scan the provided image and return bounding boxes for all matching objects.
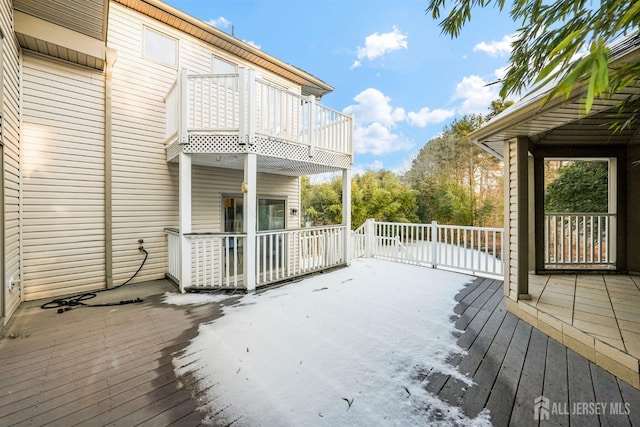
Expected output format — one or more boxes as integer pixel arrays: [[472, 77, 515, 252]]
[[114, 0, 334, 98]]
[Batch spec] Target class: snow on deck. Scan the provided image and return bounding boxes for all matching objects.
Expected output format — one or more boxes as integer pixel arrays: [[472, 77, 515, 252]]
[[165, 258, 492, 426]]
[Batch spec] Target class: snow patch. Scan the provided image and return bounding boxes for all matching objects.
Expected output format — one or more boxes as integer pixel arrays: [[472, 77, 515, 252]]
[[173, 258, 492, 426]]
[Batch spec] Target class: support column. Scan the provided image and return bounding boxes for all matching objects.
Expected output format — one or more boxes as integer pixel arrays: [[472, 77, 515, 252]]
[[342, 168, 352, 264], [244, 153, 257, 291], [179, 152, 192, 292], [516, 136, 531, 300], [104, 47, 117, 289]]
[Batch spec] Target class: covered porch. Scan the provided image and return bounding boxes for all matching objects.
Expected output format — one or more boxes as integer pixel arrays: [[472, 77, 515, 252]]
[[471, 34, 640, 389], [163, 67, 354, 292]]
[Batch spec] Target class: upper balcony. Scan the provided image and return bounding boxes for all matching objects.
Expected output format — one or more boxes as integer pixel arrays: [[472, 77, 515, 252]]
[[164, 68, 354, 176]]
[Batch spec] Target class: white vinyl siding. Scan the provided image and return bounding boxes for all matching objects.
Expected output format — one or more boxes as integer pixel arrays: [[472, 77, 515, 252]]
[[21, 54, 105, 300], [109, 5, 179, 285], [107, 3, 304, 285], [2, 0, 23, 320], [191, 166, 299, 233], [504, 138, 518, 300]]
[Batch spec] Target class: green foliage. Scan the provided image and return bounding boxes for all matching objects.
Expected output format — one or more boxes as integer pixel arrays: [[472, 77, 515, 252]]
[[403, 114, 503, 226], [426, 0, 640, 118], [545, 161, 609, 213], [351, 170, 419, 227], [301, 171, 419, 229]]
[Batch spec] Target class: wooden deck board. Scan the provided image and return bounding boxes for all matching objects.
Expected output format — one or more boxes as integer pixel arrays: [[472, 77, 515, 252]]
[[510, 327, 549, 425], [567, 348, 601, 427], [484, 320, 532, 426], [1, 274, 639, 426]]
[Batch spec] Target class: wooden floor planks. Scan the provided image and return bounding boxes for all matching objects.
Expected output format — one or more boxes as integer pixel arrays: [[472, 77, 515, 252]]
[[0, 274, 638, 426]]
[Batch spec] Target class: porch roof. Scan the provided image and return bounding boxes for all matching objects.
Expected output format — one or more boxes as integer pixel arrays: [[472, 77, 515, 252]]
[[471, 33, 640, 159], [171, 152, 346, 176]]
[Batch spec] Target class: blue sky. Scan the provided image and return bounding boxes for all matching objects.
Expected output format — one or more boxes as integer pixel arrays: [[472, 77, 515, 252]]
[[166, 0, 519, 176]]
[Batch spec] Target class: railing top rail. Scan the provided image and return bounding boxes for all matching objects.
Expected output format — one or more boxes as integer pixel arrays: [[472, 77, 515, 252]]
[[188, 73, 239, 79], [257, 225, 347, 236], [373, 221, 503, 233], [437, 224, 504, 232], [255, 78, 308, 100], [184, 232, 247, 238], [314, 102, 352, 119], [545, 212, 616, 216]]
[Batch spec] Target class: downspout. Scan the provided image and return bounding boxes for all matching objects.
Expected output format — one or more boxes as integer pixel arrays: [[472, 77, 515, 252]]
[[104, 48, 117, 289]]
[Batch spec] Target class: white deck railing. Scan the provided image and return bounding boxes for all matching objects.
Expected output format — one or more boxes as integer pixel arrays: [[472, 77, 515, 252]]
[[544, 213, 615, 267], [165, 69, 353, 156], [257, 226, 346, 286], [166, 226, 347, 290], [165, 229, 246, 289], [352, 219, 504, 278]]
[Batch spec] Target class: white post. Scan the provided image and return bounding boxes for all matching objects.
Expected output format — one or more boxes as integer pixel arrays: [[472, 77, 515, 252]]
[[308, 95, 316, 157], [365, 218, 375, 258], [431, 221, 438, 268], [247, 69, 257, 146], [179, 152, 192, 292], [608, 157, 617, 263], [244, 153, 257, 291], [342, 168, 352, 265], [178, 68, 188, 144], [238, 67, 247, 145]]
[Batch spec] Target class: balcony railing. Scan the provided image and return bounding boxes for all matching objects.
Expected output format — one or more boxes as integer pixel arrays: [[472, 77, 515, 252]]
[[352, 219, 504, 279], [166, 225, 347, 291], [165, 69, 353, 156], [544, 213, 615, 268]]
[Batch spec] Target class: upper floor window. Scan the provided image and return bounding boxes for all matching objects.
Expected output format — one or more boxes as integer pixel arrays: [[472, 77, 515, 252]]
[[143, 27, 177, 67], [212, 55, 237, 74]]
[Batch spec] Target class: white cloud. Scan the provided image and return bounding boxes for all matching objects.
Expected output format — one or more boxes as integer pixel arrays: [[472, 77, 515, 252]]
[[473, 33, 517, 57], [352, 26, 408, 68], [407, 107, 455, 127], [343, 88, 406, 126], [343, 88, 412, 155], [244, 40, 261, 49], [453, 75, 501, 115], [354, 122, 413, 155], [344, 87, 454, 155], [207, 17, 231, 29]]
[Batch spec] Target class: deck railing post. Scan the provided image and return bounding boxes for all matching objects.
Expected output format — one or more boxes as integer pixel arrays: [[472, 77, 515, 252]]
[[364, 218, 375, 258], [431, 221, 438, 268], [308, 95, 316, 157], [238, 67, 247, 145], [247, 69, 257, 146], [178, 68, 188, 144]]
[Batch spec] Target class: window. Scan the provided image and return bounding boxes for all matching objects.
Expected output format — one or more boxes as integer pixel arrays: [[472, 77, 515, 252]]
[[223, 196, 244, 232], [212, 55, 237, 74], [258, 199, 286, 231], [143, 27, 177, 66]]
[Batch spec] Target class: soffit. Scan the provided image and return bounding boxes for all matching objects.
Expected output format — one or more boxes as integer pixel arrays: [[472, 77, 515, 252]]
[[14, 0, 108, 41], [113, 0, 333, 98], [472, 34, 640, 159], [13, 1, 109, 70]]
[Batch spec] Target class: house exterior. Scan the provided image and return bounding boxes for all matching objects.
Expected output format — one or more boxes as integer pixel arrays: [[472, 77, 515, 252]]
[[0, 0, 353, 325], [471, 33, 640, 387]]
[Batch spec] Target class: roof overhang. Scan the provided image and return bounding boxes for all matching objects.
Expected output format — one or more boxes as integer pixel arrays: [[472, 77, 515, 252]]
[[113, 0, 334, 98], [13, 0, 109, 70], [471, 35, 640, 159]]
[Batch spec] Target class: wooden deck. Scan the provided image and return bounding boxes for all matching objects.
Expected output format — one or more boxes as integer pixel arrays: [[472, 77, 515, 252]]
[[0, 276, 639, 426], [426, 277, 640, 426]]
